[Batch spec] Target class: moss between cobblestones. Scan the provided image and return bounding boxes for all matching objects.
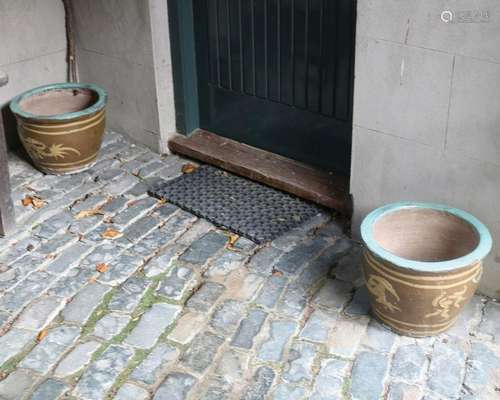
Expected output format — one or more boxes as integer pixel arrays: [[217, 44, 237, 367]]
[[342, 377, 352, 400], [0, 338, 38, 375], [81, 288, 117, 337], [105, 348, 150, 400]]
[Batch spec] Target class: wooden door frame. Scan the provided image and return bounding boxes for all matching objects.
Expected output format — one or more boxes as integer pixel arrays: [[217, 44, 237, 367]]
[[167, 0, 200, 135]]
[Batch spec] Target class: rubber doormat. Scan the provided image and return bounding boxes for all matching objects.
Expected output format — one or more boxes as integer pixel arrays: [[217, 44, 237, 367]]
[[149, 165, 324, 244]]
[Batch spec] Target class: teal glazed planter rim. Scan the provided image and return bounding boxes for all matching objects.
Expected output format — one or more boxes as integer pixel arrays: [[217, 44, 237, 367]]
[[10, 82, 107, 121], [361, 202, 493, 273]]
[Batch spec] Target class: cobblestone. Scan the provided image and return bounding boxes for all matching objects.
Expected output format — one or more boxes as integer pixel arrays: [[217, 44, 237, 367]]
[[0, 370, 34, 399], [344, 285, 371, 316], [144, 243, 185, 277], [97, 251, 143, 286], [0, 270, 55, 313], [275, 237, 330, 274], [13, 295, 64, 331], [300, 309, 337, 343], [54, 341, 101, 378], [62, 283, 111, 324], [46, 241, 93, 274], [154, 372, 197, 400], [158, 264, 196, 301], [390, 344, 428, 382], [179, 231, 227, 265], [350, 351, 389, 400], [387, 382, 422, 400], [312, 278, 353, 311], [361, 320, 397, 353], [73, 344, 134, 400], [115, 383, 150, 400], [247, 245, 282, 275], [257, 319, 297, 361], [108, 277, 151, 313], [242, 366, 275, 400], [463, 342, 500, 395], [186, 281, 225, 312], [479, 301, 500, 342], [255, 274, 287, 309], [92, 312, 131, 340], [131, 342, 179, 385], [47, 267, 96, 298], [215, 349, 249, 386], [31, 379, 69, 400], [168, 312, 205, 345], [272, 384, 306, 400], [205, 250, 246, 277], [19, 325, 80, 373], [283, 341, 316, 383], [327, 316, 369, 358], [209, 299, 245, 335], [0, 132, 498, 400], [125, 303, 181, 349], [427, 339, 467, 398], [231, 309, 267, 349], [311, 358, 350, 400], [180, 331, 224, 373], [0, 328, 36, 365]]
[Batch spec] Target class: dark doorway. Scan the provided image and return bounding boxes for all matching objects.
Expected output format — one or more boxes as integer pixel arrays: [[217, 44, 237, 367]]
[[192, 0, 355, 175]]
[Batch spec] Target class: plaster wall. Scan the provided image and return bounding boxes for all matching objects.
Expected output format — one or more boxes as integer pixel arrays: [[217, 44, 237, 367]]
[[351, 0, 500, 298], [0, 0, 67, 146], [72, 0, 176, 152]]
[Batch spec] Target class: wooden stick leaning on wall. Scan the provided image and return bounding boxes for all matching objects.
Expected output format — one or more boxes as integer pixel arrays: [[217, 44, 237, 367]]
[[0, 71, 16, 236], [62, 0, 77, 82]]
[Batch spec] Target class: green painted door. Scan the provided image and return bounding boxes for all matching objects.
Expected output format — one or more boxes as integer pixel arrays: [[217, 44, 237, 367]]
[[193, 0, 355, 174]]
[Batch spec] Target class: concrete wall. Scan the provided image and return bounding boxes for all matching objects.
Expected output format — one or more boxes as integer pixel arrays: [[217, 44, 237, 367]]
[[351, 0, 500, 298], [0, 0, 67, 147], [72, 0, 176, 153]]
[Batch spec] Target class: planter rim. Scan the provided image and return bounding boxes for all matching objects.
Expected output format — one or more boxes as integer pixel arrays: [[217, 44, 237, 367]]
[[9, 82, 107, 121], [361, 202, 492, 273]]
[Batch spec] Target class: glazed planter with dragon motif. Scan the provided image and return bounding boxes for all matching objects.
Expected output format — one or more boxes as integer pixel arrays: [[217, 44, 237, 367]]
[[10, 83, 107, 175], [361, 202, 492, 337]]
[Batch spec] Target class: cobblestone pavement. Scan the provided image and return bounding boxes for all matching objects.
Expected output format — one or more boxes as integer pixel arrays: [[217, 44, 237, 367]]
[[0, 131, 499, 400]]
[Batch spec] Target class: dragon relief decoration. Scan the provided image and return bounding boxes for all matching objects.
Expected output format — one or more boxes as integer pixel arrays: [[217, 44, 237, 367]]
[[366, 274, 402, 313], [21, 137, 81, 160], [425, 286, 467, 321]]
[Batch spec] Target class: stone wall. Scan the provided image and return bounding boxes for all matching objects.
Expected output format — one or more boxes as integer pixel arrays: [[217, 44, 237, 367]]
[[0, 0, 67, 147], [72, 0, 176, 153], [351, 0, 500, 298]]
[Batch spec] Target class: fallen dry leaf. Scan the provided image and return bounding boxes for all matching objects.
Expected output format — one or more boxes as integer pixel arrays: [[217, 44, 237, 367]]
[[36, 329, 49, 342], [181, 163, 198, 174], [88, 276, 97, 284], [227, 234, 239, 247], [96, 263, 109, 273], [21, 195, 44, 209], [271, 269, 284, 277], [74, 206, 103, 220], [101, 228, 122, 239]]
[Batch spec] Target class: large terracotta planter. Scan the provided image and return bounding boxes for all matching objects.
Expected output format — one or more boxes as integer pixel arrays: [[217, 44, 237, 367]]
[[361, 202, 492, 337], [10, 83, 107, 175]]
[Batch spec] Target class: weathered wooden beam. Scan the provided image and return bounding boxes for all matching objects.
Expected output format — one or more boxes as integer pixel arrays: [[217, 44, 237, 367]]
[[169, 129, 352, 215], [0, 71, 15, 236]]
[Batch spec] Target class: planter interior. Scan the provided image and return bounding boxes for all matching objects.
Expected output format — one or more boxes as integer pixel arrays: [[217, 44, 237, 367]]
[[373, 208, 479, 263], [18, 88, 99, 117]]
